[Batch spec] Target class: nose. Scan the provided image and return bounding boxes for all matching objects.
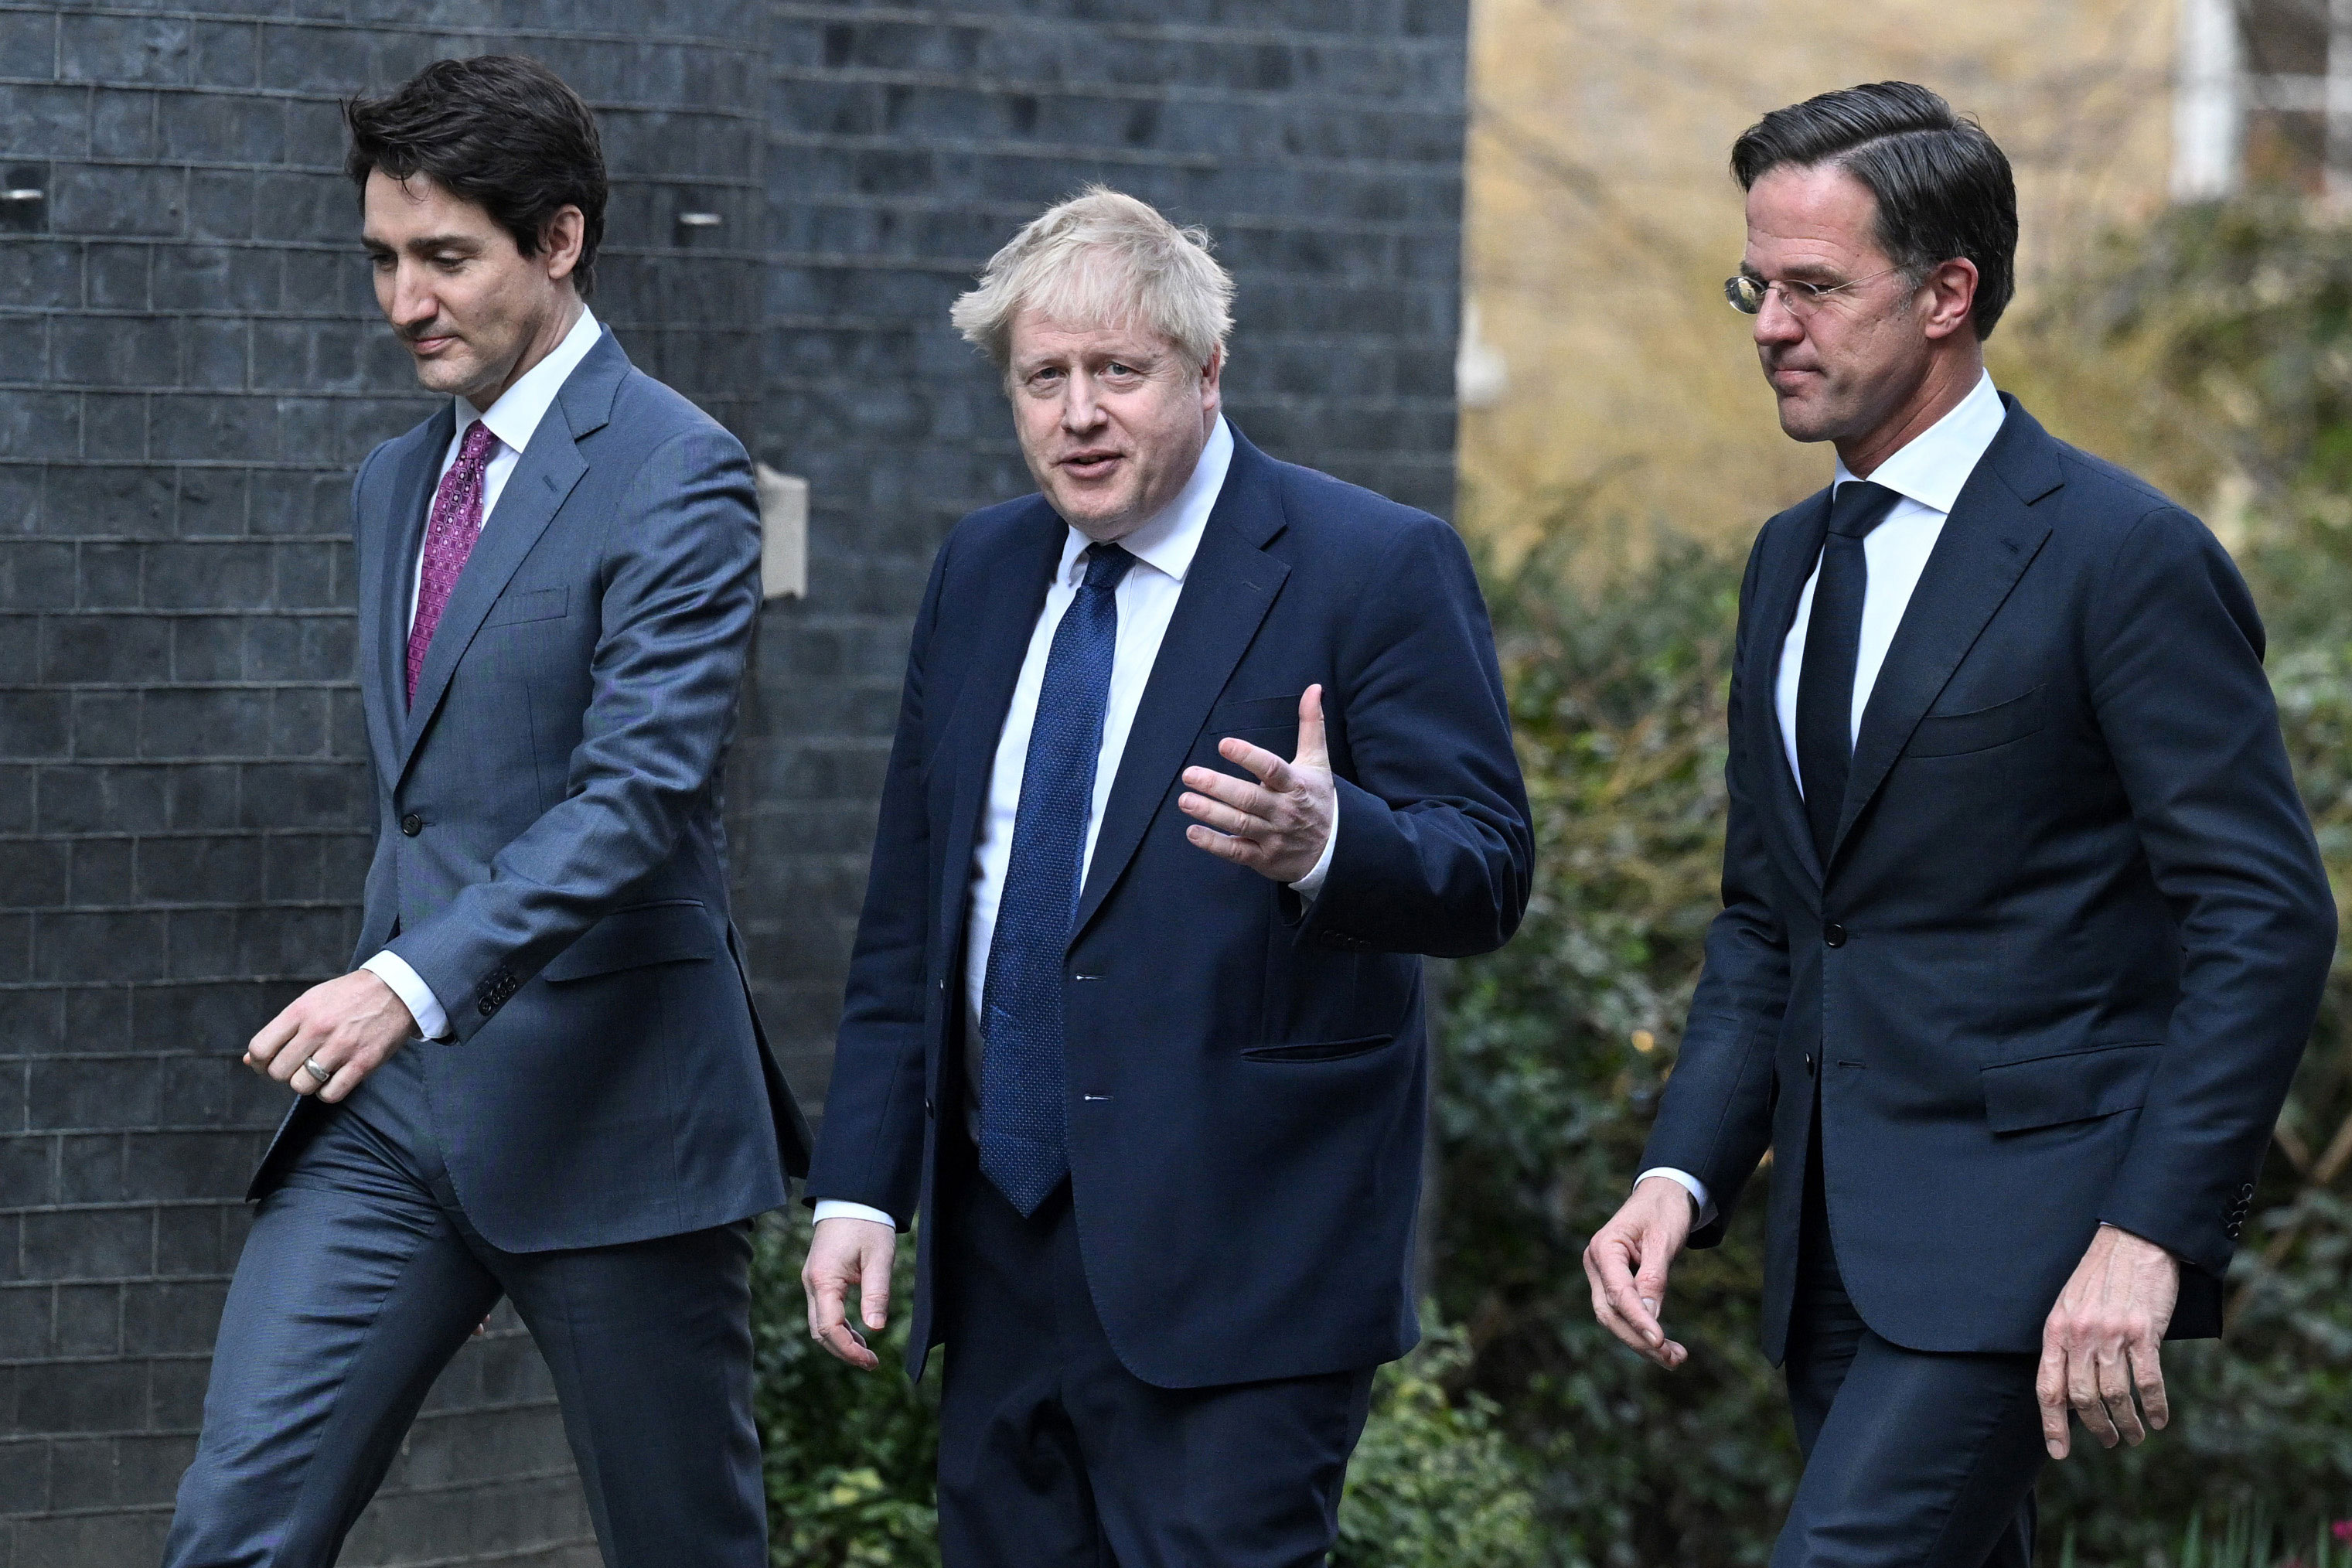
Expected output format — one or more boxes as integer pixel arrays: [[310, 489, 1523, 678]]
[[1753, 285, 1805, 348], [1060, 367, 1105, 433], [387, 260, 438, 330]]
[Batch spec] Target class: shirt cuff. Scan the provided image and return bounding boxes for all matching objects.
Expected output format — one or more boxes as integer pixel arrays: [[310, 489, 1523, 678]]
[[813, 1200, 898, 1229], [1287, 792, 1339, 902], [1637, 1167, 1716, 1227], [361, 951, 448, 1041]]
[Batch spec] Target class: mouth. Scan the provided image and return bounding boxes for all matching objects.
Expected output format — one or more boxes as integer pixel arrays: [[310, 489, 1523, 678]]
[[406, 332, 459, 357], [1058, 450, 1124, 482]]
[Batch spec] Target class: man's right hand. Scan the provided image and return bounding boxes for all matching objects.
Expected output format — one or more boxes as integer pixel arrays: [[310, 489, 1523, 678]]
[[1583, 1175, 1696, 1368], [803, 1216, 897, 1372]]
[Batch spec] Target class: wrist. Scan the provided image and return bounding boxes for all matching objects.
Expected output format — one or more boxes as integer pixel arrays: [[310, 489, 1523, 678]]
[[1634, 1167, 1713, 1226], [2099, 1222, 2180, 1263]]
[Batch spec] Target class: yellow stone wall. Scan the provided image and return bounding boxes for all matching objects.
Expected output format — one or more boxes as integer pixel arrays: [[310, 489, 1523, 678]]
[[1460, 0, 2182, 554]]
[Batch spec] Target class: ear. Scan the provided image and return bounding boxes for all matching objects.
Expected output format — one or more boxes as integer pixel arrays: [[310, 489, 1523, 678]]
[[541, 204, 588, 284], [1921, 256, 1980, 342], [1198, 343, 1224, 416]]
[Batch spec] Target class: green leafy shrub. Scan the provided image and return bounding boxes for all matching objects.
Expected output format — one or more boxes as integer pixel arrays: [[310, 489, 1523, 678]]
[[2061, 1505, 2352, 1568], [750, 1211, 940, 1567], [1438, 534, 1788, 1567], [1334, 1324, 1546, 1568]]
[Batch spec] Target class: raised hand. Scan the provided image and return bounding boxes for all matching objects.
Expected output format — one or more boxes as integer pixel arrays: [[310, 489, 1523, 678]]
[[1583, 1175, 1696, 1369], [1179, 684, 1336, 884]]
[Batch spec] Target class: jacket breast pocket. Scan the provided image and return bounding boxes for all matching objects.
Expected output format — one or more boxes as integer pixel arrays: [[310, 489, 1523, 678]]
[[1242, 1034, 1396, 1064], [1907, 683, 2047, 758], [1205, 693, 1303, 735], [1198, 693, 1302, 769], [542, 899, 719, 983], [482, 586, 570, 629], [1981, 1041, 2158, 1133]]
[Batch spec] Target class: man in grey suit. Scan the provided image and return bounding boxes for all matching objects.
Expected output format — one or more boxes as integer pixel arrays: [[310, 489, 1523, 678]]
[[162, 56, 808, 1567]]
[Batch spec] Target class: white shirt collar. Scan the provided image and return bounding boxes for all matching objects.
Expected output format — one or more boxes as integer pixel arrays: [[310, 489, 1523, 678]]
[[1831, 369, 2006, 515], [455, 305, 605, 455], [1057, 414, 1234, 585]]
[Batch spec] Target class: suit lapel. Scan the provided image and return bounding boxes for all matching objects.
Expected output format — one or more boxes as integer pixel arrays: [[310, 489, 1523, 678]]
[[394, 332, 626, 779], [361, 407, 451, 792], [1072, 435, 1290, 941], [1750, 490, 1831, 888], [1831, 401, 2062, 860], [932, 507, 1067, 957]]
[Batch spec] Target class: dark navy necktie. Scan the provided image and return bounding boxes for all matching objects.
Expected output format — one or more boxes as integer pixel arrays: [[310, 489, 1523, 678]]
[[1794, 480, 1901, 863], [978, 540, 1137, 1215]]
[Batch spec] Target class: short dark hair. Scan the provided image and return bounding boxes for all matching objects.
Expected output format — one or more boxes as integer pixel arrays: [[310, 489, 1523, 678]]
[[1730, 82, 2017, 339], [345, 55, 608, 299]]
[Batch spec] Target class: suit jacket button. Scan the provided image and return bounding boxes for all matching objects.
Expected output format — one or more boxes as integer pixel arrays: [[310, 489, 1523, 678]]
[[1822, 923, 1846, 948], [1803, 1052, 1815, 1076], [400, 813, 423, 837], [923, 1098, 935, 1120]]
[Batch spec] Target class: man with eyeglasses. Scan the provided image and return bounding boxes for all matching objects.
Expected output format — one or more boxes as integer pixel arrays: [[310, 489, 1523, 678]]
[[1582, 82, 2334, 1563]]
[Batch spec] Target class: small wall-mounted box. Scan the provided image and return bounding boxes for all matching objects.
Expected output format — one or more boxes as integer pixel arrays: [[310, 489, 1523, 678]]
[[755, 464, 807, 601]]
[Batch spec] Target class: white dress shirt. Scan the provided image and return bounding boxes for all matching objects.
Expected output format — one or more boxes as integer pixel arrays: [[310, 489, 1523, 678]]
[[1639, 372, 2008, 1222], [360, 307, 607, 1041], [817, 416, 1340, 1229]]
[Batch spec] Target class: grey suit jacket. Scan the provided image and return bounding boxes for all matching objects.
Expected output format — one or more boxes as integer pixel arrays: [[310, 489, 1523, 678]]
[[250, 329, 810, 1251]]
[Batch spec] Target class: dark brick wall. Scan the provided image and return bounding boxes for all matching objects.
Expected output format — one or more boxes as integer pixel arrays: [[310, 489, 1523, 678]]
[[738, 0, 1468, 1109], [0, 1, 1466, 1561], [0, 5, 766, 1563]]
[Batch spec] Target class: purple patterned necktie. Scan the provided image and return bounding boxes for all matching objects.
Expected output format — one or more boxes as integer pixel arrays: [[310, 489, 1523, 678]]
[[407, 419, 499, 706]]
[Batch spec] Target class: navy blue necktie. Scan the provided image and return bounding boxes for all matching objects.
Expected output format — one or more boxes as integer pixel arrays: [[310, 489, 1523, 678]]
[[1795, 479, 1901, 863], [978, 540, 1137, 1215]]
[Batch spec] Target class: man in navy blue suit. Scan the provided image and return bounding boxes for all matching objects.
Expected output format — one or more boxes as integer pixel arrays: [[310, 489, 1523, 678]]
[[802, 188, 1532, 1566], [1584, 84, 2337, 1564]]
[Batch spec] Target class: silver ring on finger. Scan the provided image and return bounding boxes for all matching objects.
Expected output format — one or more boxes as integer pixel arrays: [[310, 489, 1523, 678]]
[[302, 1056, 334, 1085]]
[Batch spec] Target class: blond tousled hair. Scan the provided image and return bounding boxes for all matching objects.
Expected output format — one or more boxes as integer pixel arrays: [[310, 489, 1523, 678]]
[[949, 186, 1235, 374]]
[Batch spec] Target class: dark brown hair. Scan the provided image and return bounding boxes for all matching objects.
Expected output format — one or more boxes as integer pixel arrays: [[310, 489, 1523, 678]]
[[345, 55, 608, 298], [1731, 82, 2017, 339]]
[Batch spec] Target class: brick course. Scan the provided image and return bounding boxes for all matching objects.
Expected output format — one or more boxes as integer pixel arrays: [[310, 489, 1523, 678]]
[[0, 2, 1464, 1561]]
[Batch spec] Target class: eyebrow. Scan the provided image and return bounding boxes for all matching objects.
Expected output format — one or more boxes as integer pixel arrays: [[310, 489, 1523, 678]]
[[1747, 259, 1847, 284], [1014, 349, 1157, 373], [362, 233, 483, 254]]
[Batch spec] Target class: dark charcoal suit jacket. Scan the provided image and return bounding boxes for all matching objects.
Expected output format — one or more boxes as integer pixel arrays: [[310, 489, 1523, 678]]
[[809, 428, 1533, 1388], [1643, 397, 2337, 1362], [250, 329, 810, 1250]]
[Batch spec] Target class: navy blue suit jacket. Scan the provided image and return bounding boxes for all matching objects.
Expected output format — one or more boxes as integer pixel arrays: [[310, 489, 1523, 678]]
[[810, 428, 1532, 1388], [251, 330, 810, 1250], [1643, 399, 2337, 1362]]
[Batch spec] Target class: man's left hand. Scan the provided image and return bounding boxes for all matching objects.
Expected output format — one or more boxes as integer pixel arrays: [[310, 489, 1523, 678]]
[[242, 970, 417, 1104], [2037, 1222, 2180, 1459], [1180, 684, 1335, 884]]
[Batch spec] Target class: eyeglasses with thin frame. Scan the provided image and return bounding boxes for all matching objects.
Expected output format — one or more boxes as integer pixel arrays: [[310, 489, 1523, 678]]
[[1724, 265, 1907, 316]]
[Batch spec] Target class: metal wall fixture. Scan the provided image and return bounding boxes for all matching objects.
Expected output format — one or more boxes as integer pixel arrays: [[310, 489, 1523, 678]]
[[1, 164, 46, 232], [755, 465, 808, 601]]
